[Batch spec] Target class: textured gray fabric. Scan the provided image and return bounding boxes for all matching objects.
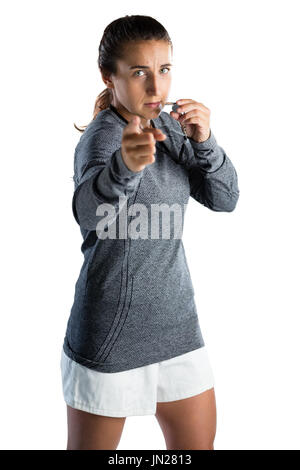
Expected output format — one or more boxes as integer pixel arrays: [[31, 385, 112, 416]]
[[62, 104, 240, 373]]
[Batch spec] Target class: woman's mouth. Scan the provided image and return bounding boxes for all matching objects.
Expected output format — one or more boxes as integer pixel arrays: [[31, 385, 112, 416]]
[[144, 101, 161, 108]]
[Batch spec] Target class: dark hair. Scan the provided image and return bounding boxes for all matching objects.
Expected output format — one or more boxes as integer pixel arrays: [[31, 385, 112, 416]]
[[74, 15, 173, 132]]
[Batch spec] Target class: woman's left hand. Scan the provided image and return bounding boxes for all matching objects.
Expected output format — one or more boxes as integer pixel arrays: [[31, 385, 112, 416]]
[[170, 99, 211, 143]]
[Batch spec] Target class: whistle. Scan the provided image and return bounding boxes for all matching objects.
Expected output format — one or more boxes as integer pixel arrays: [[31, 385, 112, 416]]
[[160, 102, 181, 114], [161, 102, 187, 138]]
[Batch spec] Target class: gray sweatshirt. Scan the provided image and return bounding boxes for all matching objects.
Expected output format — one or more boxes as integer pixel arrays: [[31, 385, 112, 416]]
[[62, 103, 240, 373]]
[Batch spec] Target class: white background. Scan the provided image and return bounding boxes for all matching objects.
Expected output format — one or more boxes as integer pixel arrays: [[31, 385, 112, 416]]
[[1, 0, 299, 450]]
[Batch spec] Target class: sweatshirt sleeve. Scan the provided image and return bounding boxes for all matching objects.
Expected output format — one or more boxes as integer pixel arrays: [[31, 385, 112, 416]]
[[72, 125, 144, 232], [159, 112, 240, 212], [186, 130, 240, 212]]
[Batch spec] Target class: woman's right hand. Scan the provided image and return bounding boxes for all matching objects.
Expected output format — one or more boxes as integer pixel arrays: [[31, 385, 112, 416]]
[[121, 115, 166, 173]]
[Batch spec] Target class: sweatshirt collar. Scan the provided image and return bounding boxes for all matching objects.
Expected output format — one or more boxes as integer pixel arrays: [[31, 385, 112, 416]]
[[108, 103, 157, 129], [107, 104, 186, 161]]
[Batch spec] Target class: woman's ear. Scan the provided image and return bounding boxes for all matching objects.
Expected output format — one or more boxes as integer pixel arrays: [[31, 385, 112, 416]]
[[100, 68, 114, 90]]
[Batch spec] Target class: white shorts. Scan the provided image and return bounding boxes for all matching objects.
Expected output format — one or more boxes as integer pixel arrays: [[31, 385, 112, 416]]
[[60, 346, 215, 418]]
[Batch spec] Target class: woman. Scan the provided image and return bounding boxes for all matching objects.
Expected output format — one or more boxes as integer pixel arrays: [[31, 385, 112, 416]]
[[60, 15, 240, 450]]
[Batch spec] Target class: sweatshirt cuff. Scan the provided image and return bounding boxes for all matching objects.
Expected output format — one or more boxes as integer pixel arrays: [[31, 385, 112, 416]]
[[114, 147, 144, 179], [95, 147, 144, 202], [188, 130, 225, 173], [189, 129, 217, 151]]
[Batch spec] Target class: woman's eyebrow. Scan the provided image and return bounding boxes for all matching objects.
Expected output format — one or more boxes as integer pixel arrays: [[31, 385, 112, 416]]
[[129, 63, 173, 69]]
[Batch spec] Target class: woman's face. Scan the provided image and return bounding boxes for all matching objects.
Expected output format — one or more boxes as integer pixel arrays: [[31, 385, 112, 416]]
[[103, 40, 173, 128]]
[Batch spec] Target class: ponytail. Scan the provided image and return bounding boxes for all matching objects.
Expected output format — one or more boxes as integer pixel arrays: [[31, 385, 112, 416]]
[[73, 87, 112, 133]]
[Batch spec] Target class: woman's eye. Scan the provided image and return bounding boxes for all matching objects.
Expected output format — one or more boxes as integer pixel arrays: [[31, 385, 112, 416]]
[[134, 67, 171, 77]]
